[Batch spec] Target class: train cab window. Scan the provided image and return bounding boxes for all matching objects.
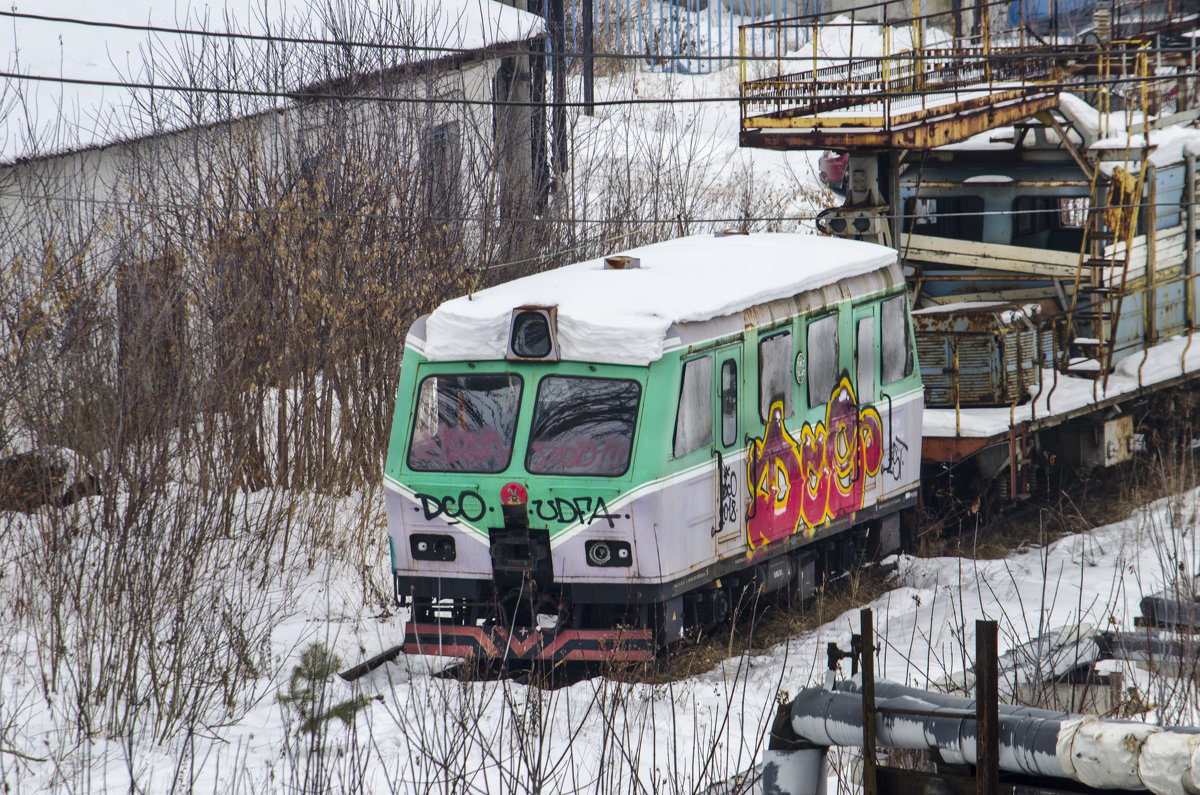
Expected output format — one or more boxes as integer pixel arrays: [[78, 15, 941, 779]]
[[527, 376, 640, 476], [720, 359, 737, 447], [901, 196, 985, 242], [806, 315, 839, 407], [674, 356, 713, 458], [758, 332, 794, 421], [856, 318, 876, 404], [407, 373, 523, 473], [881, 295, 914, 385]]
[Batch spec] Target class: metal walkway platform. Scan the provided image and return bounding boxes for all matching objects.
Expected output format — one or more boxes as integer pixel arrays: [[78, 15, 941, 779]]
[[738, 0, 1199, 152], [740, 45, 1068, 150]]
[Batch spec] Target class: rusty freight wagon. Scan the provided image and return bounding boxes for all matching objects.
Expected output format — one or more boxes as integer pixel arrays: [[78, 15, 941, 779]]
[[738, 0, 1200, 516]]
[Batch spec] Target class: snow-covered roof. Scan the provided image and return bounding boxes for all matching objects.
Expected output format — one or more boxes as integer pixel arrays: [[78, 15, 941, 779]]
[[421, 232, 898, 366], [1092, 124, 1200, 168], [933, 93, 1200, 160], [0, 0, 544, 164]]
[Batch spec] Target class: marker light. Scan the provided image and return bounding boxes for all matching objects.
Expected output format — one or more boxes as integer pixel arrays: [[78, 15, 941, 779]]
[[500, 482, 528, 505]]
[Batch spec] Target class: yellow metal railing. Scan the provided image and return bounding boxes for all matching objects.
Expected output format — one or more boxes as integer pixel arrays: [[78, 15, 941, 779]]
[[737, 0, 1189, 138]]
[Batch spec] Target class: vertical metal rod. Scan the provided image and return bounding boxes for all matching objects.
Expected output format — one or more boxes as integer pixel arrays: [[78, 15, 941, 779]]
[[706, 0, 713, 73], [1146, 166, 1158, 343], [583, 0, 594, 115], [976, 619, 999, 795], [1186, 155, 1196, 329], [860, 608, 878, 795]]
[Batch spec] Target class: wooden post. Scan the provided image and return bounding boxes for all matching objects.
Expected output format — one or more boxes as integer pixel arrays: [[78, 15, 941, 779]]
[[976, 620, 999, 795], [861, 608, 877, 795]]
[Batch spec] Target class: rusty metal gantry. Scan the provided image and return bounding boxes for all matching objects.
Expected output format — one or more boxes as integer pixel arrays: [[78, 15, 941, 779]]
[[738, 0, 1199, 151]]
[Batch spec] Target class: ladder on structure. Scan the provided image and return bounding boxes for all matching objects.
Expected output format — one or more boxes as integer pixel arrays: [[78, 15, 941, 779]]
[[1063, 44, 1151, 382]]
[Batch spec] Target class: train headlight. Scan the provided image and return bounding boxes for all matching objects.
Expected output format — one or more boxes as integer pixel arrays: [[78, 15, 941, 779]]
[[507, 307, 559, 361], [585, 540, 632, 568], [411, 533, 456, 561]]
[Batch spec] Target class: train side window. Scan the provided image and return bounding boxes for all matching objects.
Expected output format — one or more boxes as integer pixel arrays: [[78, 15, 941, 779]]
[[674, 355, 713, 457], [758, 332, 793, 421], [881, 295, 913, 385], [720, 358, 737, 447], [806, 314, 839, 407], [856, 317, 876, 403], [902, 195, 984, 241]]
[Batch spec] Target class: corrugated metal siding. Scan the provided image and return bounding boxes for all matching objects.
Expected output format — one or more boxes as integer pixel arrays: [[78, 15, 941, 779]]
[[1156, 279, 1187, 339], [1156, 164, 1185, 230], [914, 307, 1041, 408], [1110, 293, 1145, 361]]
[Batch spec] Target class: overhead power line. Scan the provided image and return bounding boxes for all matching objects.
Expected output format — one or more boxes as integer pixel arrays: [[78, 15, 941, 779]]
[[0, 68, 1192, 113], [3, 188, 1197, 226], [1, 7, 1197, 67]]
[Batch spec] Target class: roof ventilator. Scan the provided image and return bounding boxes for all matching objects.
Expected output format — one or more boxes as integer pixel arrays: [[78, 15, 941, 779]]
[[604, 255, 641, 270]]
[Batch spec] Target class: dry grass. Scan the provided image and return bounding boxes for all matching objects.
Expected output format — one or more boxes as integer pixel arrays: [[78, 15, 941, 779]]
[[917, 434, 1198, 563], [629, 566, 896, 685]]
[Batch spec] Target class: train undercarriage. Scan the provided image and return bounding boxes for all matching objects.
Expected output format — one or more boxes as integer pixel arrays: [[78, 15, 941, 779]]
[[398, 502, 909, 663]]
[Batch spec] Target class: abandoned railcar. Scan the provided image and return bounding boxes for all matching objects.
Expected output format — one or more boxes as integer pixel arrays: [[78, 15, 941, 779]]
[[383, 232, 922, 661], [890, 99, 1200, 505]]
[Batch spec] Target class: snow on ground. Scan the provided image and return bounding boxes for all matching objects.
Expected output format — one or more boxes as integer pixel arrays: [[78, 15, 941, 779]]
[[4, 483, 1198, 792]]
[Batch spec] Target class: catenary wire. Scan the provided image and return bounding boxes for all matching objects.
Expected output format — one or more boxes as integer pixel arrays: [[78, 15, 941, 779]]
[[0, 68, 1195, 112], [1, 7, 1198, 67], [3, 188, 1196, 228]]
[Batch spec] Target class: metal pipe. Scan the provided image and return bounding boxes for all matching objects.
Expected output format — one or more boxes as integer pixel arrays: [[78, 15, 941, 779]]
[[787, 678, 1200, 793], [789, 686, 1068, 776]]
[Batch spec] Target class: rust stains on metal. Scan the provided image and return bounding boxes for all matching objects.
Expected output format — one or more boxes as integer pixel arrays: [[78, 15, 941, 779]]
[[740, 95, 1062, 152], [913, 302, 1046, 409], [920, 435, 993, 464]]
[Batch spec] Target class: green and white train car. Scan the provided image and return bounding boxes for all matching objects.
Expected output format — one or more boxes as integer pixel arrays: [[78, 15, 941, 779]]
[[384, 232, 923, 661]]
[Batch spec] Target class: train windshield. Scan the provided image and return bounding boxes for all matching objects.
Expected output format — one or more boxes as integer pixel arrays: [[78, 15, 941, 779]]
[[527, 376, 640, 476], [407, 374, 523, 473]]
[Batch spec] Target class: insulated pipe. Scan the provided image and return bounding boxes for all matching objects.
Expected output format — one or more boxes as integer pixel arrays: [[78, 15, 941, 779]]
[[841, 678, 1070, 720], [786, 680, 1200, 795], [789, 687, 1067, 777]]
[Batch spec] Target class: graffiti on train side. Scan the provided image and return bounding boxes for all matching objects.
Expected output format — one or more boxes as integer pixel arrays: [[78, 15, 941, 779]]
[[747, 377, 884, 549]]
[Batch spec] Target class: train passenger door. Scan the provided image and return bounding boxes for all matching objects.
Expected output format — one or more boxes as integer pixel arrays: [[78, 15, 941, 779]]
[[854, 305, 879, 504], [712, 345, 743, 548]]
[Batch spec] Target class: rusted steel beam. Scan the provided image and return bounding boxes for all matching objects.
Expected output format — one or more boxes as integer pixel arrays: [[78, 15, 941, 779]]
[[740, 95, 1061, 152], [920, 435, 995, 464], [744, 88, 1053, 129]]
